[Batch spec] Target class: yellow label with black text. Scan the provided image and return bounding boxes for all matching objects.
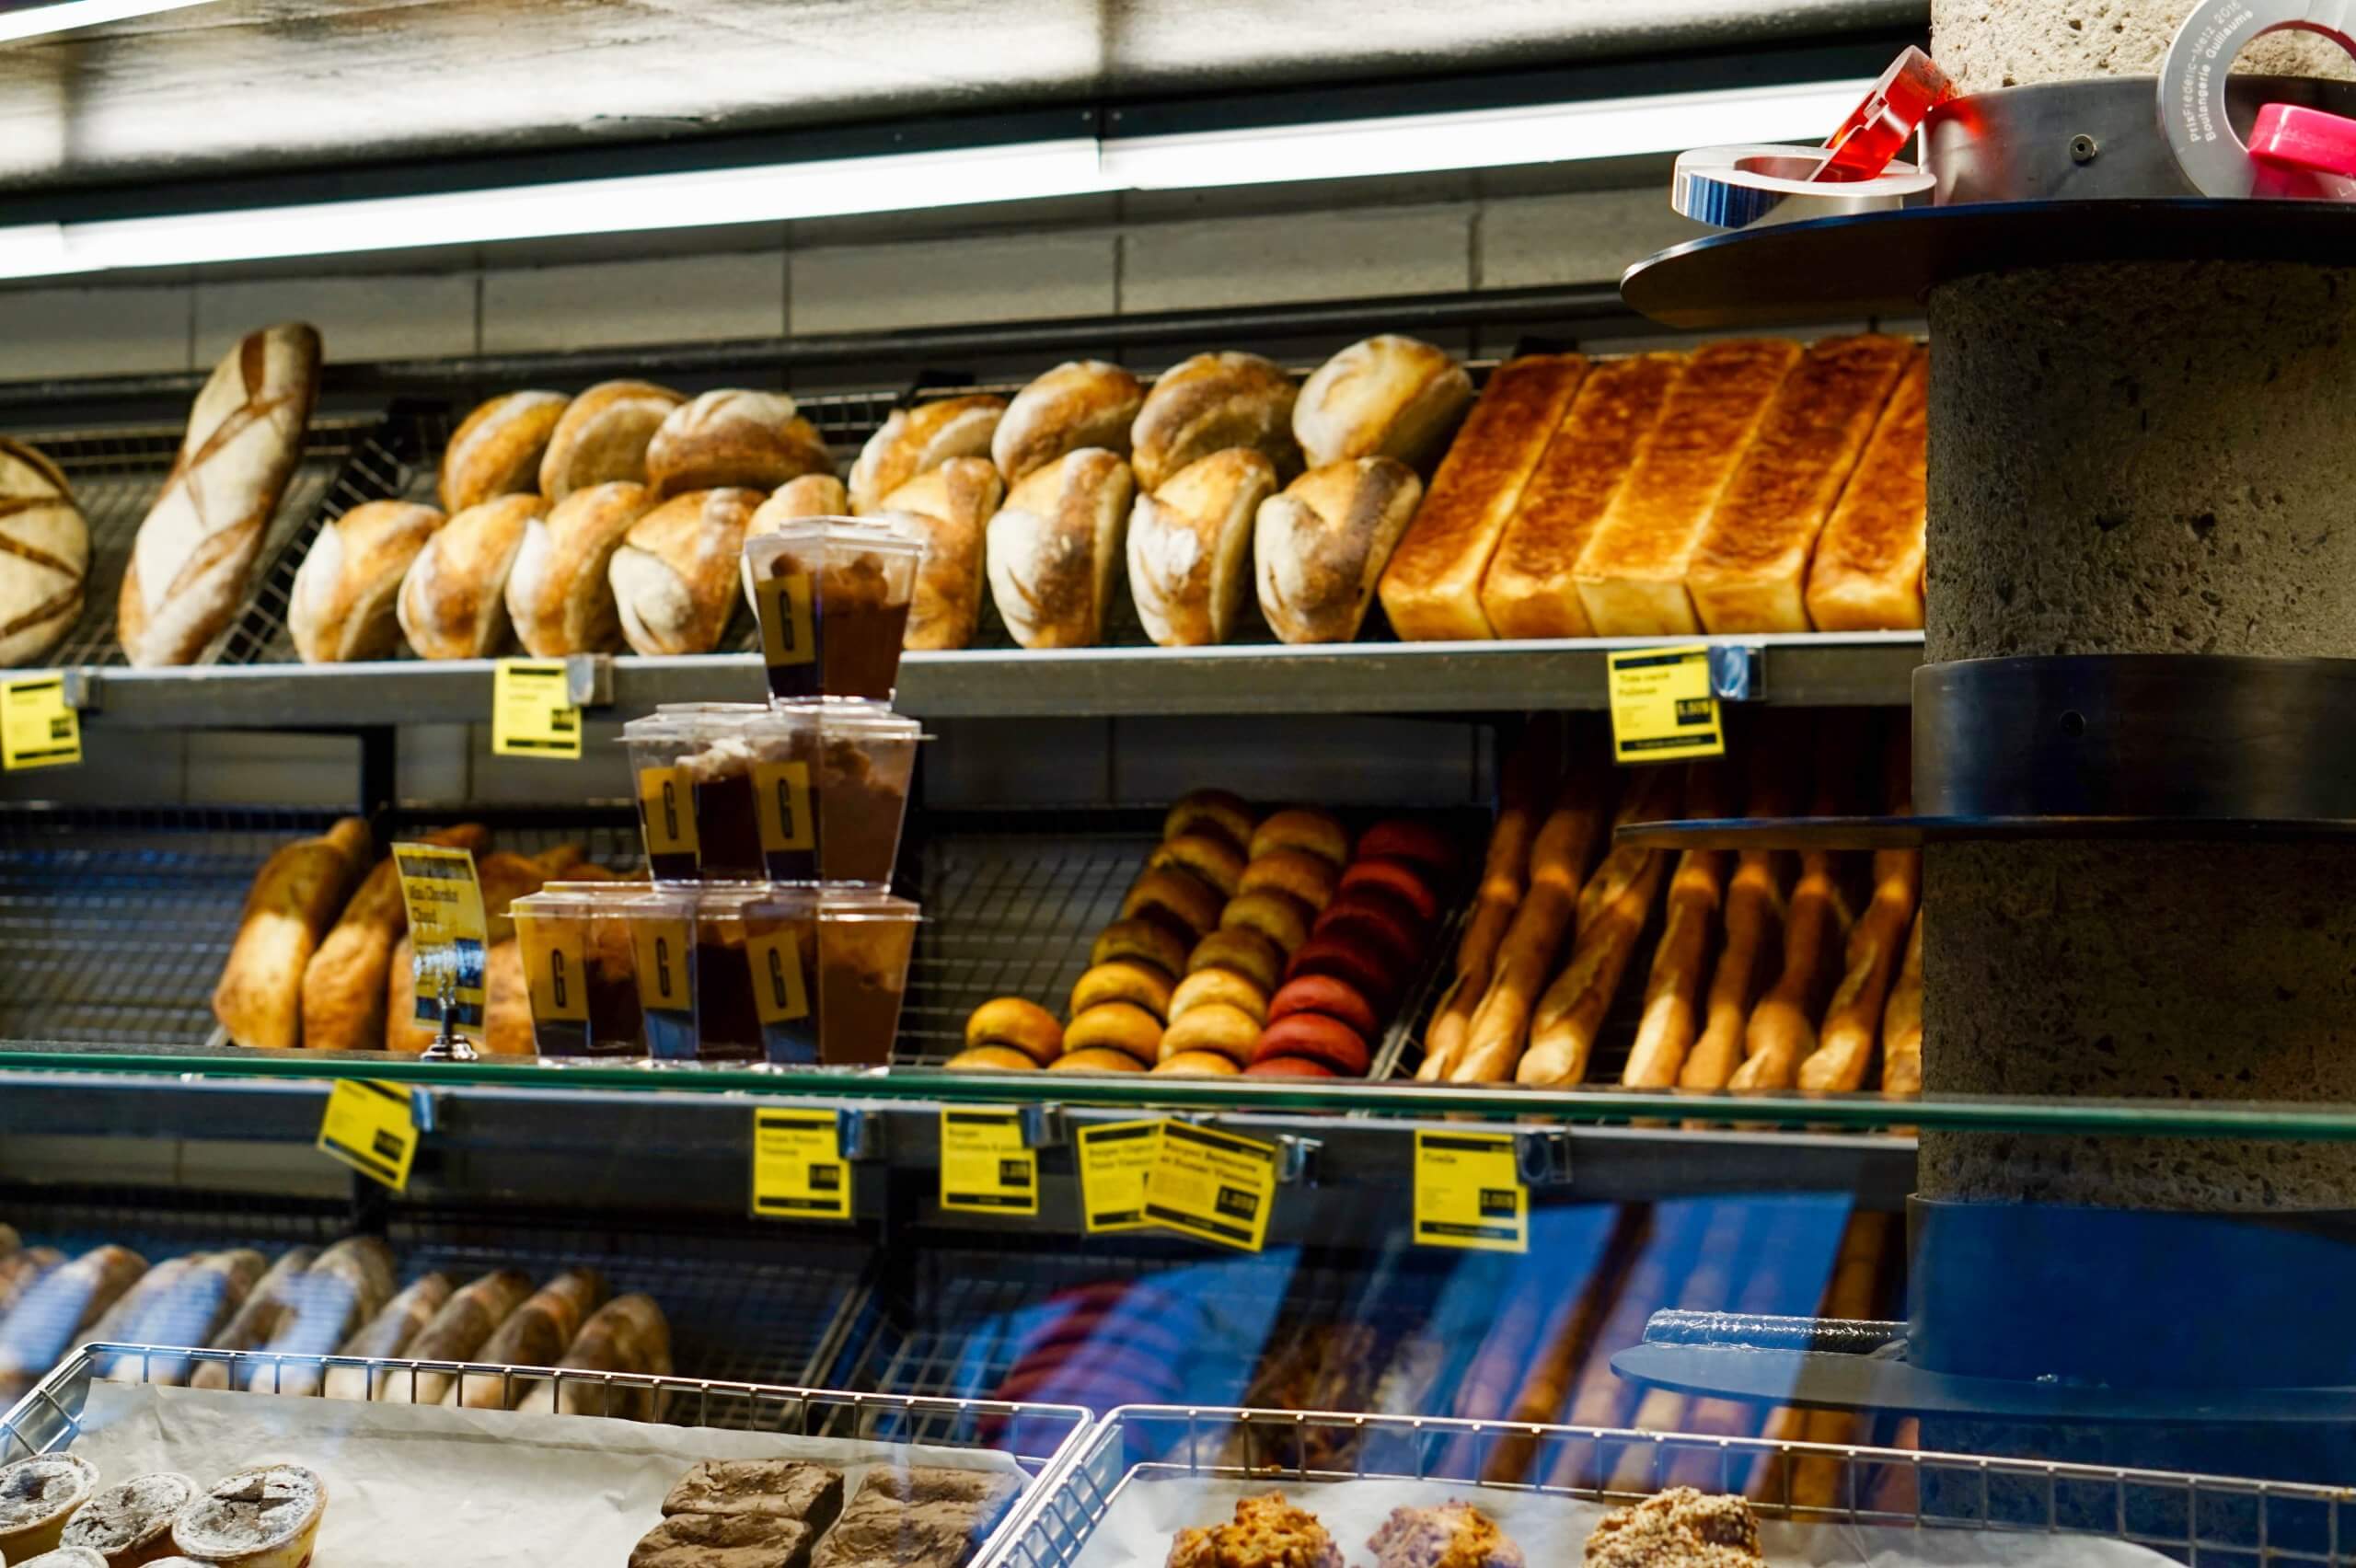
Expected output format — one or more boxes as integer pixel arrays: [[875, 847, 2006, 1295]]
[[746, 928, 811, 1025], [393, 844, 487, 1035], [755, 760, 814, 856], [1413, 1131, 1528, 1252], [631, 917, 692, 1014], [752, 1108, 851, 1221], [1145, 1121, 1276, 1251], [0, 674, 78, 770], [637, 765, 700, 855], [940, 1109, 1037, 1215], [514, 911, 586, 1023], [491, 658, 582, 758], [318, 1080, 419, 1193], [1077, 1120, 1162, 1233], [1606, 645, 1723, 764], [756, 572, 816, 668]]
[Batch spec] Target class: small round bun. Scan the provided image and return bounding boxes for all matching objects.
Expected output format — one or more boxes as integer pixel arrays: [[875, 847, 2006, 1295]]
[[1164, 789, 1255, 850], [1091, 918, 1188, 979], [1219, 888, 1313, 955], [1158, 1001, 1263, 1064], [1337, 858, 1440, 924], [1250, 807, 1349, 867], [1253, 1011, 1371, 1075], [1245, 1055, 1337, 1078], [964, 997, 1064, 1064], [1356, 819, 1458, 877], [1268, 974, 1380, 1039], [1187, 928, 1288, 993], [1239, 847, 1339, 913], [1312, 901, 1423, 970], [945, 1044, 1043, 1072], [1149, 833, 1247, 898], [1287, 931, 1400, 1008], [1121, 867, 1224, 939], [1070, 960, 1175, 1020], [1323, 882, 1434, 937], [1050, 1045, 1149, 1074], [1170, 967, 1269, 1025], [1064, 1001, 1163, 1064], [1153, 1048, 1242, 1076]]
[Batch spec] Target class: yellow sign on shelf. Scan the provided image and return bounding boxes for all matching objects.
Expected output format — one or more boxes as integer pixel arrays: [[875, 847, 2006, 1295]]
[[1605, 645, 1724, 764], [756, 572, 816, 670], [939, 1109, 1039, 1215], [317, 1080, 419, 1193], [1, 674, 80, 771], [491, 658, 582, 759], [1075, 1120, 1162, 1233], [1412, 1131, 1528, 1252], [751, 1109, 852, 1222], [1144, 1121, 1277, 1252], [391, 844, 488, 1039]]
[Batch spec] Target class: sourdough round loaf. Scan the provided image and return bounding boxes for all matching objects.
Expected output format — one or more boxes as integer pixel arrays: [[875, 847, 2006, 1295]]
[[1292, 335, 1472, 471], [398, 493, 541, 660], [505, 480, 658, 656], [993, 361, 1144, 485], [1255, 456, 1425, 644], [610, 488, 761, 655], [287, 500, 446, 663], [644, 389, 830, 499], [849, 396, 1005, 513], [1130, 352, 1300, 491], [881, 457, 1003, 651], [537, 380, 684, 502], [439, 390, 568, 512], [0, 438, 88, 667], [983, 448, 1134, 649], [1126, 447, 1276, 649]]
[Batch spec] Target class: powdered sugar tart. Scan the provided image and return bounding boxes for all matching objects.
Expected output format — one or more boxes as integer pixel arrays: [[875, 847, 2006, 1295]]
[[14, 1549, 109, 1568], [170, 1466, 326, 1568], [0, 1453, 98, 1561], [61, 1471, 198, 1568]]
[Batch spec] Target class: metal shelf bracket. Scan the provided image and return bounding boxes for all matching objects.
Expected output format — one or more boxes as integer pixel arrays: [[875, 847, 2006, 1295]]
[[1515, 1128, 1575, 1187], [567, 654, 614, 709], [1710, 644, 1765, 702], [838, 1107, 884, 1160], [58, 670, 101, 712], [1017, 1104, 1068, 1150], [1274, 1133, 1322, 1186]]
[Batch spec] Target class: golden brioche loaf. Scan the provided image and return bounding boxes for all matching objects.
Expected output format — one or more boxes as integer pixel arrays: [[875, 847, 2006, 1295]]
[[1806, 347, 1930, 631]]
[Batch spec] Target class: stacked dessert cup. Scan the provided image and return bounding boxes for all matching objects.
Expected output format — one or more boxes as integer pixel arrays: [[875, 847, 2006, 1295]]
[[513, 520, 926, 1066]]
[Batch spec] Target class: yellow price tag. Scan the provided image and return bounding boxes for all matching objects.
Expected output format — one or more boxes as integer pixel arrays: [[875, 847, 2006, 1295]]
[[317, 1080, 419, 1193], [1144, 1122, 1277, 1251], [1606, 645, 1724, 764], [939, 1110, 1038, 1215], [1076, 1120, 1162, 1233], [1412, 1131, 1528, 1252], [756, 572, 816, 669], [392, 844, 488, 1038], [1, 674, 80, 770], [751, 1109, 851, 1221], [754, 760, 814, 854], [491, 658, 582, 758], [637, 765, 700, 856], [746, 928, 811, 1026]]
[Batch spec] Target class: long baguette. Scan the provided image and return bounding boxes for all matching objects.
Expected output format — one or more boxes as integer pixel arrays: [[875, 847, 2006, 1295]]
[[1621, 849, 1727, 1088], [375, 1268, 531, 1404], [1519, 849, 1668, 1086], [246, 1236, 396, 1394], [513, 1293, 673, 1421], [1482, 1208, 1647, 1483], [185, 1246, 315, 1389], [1798, 848, 1921, 1091], [1606, 1205, 1752, 1492], [0, 1245, 147, 1398], [1666, 1213, 1809, 1488], [1420, 732, 1552, 1080], [322, 1273, 452, 1400], [1787, 1212, 1895, 1506], [0, 1249, 64, 1323], [1547, 1208, 1699, 1490], [1680, 851, 1786, 1090], [447, 1268, 606, 1411], [1880, 912, 1925, 1095], [1728, 850, 1854, 1090]]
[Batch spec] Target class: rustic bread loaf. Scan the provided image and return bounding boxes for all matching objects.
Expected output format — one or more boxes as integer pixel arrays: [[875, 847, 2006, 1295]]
[[1256, 456, 1423, 644], [849, 396, 1005, 513], [882, 458, 1003, 651], [610, 487, 762, 655], [994, 360, 1143, 485], [1293, 334, 1472, 471], [537, 380, 684, 502], [213, 817, 371, 1050], [440, 391, 568, 512], [1130, 352, 1300, 491], [288, 501, 446, 663], [644, 389, 831, 499], [398, 493, 541, 660], [0, 438, 88, 666], [984, 448, 1134, 648], [1128, 447, 1278, 647], [505, 480, 659, 656]]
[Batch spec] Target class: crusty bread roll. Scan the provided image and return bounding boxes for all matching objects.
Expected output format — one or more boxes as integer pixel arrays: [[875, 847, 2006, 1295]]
[[0, 439, 87, 667], [849, 395, 1005, 513], [1127, 448, 1277, 648], [1806, 347, 1930, 632], [644, 389, 831, 499], [537, 380, 684, 502], [505, 480, 658, 656], [1480, 352, 1683, 640], [514, 1293, 672, 1420], [1572, 339, 1803, 636], [994, 361, 1144, 485], [881, 458, 1002, 651], [213, 817, 371, 1050], [398, 493, 540, 660], [1687, 333, 1915, 633], [299, 824, 488, 1055], [1254, 456, 1423, 644], [288, 501, 445, 664], [609, 487, 760, 655], [1293, 335, 1472, 472], [449, 1269, 606, 1410], [375, 1268, 530, 1404], [1130, 351, 1300, 491], [984, 448, 1134, 649], [119, 323, 321, 668], [1378, 353, 1588, 641], [440, 391, 568, 513]]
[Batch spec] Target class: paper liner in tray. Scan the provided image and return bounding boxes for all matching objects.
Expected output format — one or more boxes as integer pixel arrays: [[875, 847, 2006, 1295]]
[[62, 1380, 1024, 1568]]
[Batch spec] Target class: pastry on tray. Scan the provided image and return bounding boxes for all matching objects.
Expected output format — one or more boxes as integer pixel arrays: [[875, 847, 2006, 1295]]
[[663, 1460, 845, 1528], [168, 1465, 326, 1568], [1166, 1492, 1344, 1568], [59, 1471, 198, 1568], [1367, 1501, 1525, 1568], [631, 1510, 819, 1568], [1583, 1488, 1761, 1567]]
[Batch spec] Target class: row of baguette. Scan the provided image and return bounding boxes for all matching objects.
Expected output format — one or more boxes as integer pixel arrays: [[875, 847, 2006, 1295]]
[[0, 320, 1927, 670], [0, 1228, 670, 1416]]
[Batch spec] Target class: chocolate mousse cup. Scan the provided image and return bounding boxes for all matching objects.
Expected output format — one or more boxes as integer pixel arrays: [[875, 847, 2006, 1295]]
[[762, 703, 922, 886], [745, 519, 927, 705], [623, 703, 782, 883]]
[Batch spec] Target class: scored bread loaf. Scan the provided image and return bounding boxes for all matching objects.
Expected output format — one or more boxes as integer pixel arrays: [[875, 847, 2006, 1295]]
[[609, 487, 761, 655], [375, 1268, 531, 1404], [513, 1294, 672, 1420], [449, 1269, 606, 1410], [1254, 456, 1424, 644], [849, 395, 1006, 513], [1806, 348, 1930, 631], [1572, 338, 1802, 636], [440, 391, 568, 512], [321, 1272, 452, 1401], [1128, 447, 1278, 648], [1479, 353, 1683, 640], [881, 458, 1003, 651], [643, 389, 831, 499], [213, 817, 371, 1050], [994, 361, 1144, 485], [537, 380, 685, 502], [1378, 353, 1588, 641], [118, 323, 322, 667], [1880, 910, 1925, 1094], [738, 473, 853, 614], [984, 448, 1135, 649], [1686, 333, 1915, 633], [1292, 335, 1472, 472], [299, 824, 489, 1055], [505, 480, 659, 656], [1130, 352, 1300, 491], [0, 438, 88, 667], [288, 501, 447, 663], [398, 493, 541, 660], [246, 1236, 396, 1395]]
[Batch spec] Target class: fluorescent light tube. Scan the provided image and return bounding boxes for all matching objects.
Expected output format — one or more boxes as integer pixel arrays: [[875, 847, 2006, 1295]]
[[0, 0, 219, 44], [1103, 78, 1875, 189]]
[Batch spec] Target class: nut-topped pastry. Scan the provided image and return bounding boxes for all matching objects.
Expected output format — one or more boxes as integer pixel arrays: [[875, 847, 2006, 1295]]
[[1583, 1489, 1761, 1567], [1367, 1502, 1523, 1568], [169, 1466, 325, 1568], [1167, 1493, 1343, 1568], [60, 1472, 197, 1568], [0, 1454, 99, 1562]]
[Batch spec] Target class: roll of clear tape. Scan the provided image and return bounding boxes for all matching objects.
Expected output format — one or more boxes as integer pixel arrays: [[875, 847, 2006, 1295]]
[[1671, 144, 1934, 230]]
